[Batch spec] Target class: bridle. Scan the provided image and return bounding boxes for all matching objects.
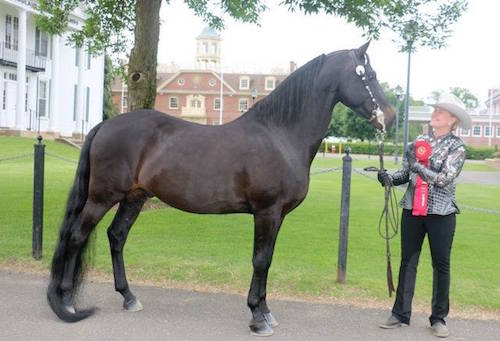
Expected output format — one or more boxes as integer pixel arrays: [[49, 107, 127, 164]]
[[351, 51, 386, 136]]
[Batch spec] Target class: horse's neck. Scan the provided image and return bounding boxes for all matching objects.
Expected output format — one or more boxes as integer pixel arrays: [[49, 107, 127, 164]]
[[282, 93, 338, 164]]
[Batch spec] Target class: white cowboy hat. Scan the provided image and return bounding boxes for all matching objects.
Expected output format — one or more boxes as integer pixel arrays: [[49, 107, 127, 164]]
[[429, 93, 472, 130]]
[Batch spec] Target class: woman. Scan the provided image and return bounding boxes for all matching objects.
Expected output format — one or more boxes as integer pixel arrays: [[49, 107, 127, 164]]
[[377, 94, 471, 338]]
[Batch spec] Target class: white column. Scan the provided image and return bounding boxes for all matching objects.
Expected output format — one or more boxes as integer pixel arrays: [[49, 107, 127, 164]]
[[48, 35, 60, 132], [15, 8, 26, 130], [74, 47, 84, 134]]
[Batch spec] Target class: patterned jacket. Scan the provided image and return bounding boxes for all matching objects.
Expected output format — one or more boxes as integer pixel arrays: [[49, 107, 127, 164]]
[[389, 132, 466, 215]]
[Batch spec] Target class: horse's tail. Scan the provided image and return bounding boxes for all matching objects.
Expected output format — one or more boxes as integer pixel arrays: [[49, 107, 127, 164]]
[[47, 122, 104, 323]]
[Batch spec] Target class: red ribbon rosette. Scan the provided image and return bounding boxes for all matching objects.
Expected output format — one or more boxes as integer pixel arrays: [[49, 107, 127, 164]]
[[412, 140, 432, 216]]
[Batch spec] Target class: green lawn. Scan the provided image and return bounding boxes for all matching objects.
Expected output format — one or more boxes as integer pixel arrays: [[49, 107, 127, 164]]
[[1, 136, 499, 313]]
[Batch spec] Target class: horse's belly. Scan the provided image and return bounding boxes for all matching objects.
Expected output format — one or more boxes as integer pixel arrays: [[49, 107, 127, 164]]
[[158, 190, 250, 214]]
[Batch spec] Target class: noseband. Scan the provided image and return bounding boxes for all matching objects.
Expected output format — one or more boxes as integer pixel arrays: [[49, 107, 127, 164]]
[[351, 51, 386, 134]]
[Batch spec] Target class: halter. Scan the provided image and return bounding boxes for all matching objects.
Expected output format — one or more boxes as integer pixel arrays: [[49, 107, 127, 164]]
[[351, 51, 386, 135]]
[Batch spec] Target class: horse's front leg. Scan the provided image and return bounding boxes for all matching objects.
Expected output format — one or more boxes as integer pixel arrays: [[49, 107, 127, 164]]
[[248, 208, 283, 336]]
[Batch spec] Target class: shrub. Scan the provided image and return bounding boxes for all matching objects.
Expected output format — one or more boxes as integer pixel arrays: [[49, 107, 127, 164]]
[[465, 146, 495, 160], [319, 141, 495, 160]]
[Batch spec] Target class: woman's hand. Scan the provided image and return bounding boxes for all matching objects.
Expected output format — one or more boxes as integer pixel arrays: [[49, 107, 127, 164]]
[[377, 169, 392, 187]]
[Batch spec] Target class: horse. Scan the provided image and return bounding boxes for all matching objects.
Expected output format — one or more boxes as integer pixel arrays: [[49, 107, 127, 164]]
[[47, 42, 394, 336]]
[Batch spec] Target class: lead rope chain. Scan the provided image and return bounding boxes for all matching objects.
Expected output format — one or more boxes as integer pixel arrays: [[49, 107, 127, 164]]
[[376, 132, 399, 297]]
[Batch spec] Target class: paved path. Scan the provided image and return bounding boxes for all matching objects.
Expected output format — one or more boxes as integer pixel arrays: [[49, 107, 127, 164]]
[[1, 270, 499, 341], [455, 171, 500, 185]]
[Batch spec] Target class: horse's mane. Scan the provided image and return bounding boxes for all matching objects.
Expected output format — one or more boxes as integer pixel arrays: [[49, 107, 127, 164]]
[[246, 54, 326, 126]]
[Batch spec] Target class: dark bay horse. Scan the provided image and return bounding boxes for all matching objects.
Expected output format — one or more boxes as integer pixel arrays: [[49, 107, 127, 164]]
[[47, 42, 394, 335]]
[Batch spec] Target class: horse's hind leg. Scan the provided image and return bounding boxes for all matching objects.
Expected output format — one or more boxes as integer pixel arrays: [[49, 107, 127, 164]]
[[59, 200, 113, 311], [107, 195, 148, 311], [248, 208, 283, 336]]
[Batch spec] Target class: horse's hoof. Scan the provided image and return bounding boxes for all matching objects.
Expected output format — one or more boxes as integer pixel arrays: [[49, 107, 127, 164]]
[[250, 319, 274, 337], [123, 298, 143, 312], [264, 312, 279, 328]]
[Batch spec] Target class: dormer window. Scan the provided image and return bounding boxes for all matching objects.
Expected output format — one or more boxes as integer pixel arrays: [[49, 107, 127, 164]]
[[239, 76, 249, 90], [265, 77, 275, 91]]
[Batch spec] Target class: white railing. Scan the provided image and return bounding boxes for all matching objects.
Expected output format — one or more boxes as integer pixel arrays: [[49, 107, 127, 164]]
[[0, 42, 47, 70]]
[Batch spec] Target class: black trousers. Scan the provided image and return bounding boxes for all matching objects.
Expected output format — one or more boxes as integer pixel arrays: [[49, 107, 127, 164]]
[[392, 209, 456, 325]]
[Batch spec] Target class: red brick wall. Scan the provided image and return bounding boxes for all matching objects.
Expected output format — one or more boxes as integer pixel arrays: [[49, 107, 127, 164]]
[[113, 70, 268, 124]]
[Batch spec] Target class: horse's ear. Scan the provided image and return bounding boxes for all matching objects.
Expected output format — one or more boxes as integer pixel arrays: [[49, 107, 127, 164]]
[[355, 41, 370, 59]]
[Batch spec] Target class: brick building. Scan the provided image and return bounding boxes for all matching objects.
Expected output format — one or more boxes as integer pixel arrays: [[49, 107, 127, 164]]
[[409, 89, 500, 148], [112, 27, 291, 125], [458, 89, 500, 148]]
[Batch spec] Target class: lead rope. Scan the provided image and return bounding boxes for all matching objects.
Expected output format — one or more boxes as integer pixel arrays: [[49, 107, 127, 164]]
[[365, 132, 399, 297]]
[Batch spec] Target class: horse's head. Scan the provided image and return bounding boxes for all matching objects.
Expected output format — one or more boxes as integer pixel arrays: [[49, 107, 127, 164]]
[[329, 42, 395, 132]]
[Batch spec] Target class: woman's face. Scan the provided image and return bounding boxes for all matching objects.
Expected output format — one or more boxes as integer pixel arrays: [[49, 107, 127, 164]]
[[430, 107, 457, 131]]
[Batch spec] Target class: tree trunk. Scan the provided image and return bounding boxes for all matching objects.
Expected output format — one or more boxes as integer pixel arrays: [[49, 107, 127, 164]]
[[127, 0, 162, 111]]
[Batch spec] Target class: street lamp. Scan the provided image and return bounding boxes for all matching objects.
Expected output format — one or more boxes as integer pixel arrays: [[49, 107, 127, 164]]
[[394, 85, 404, 164]]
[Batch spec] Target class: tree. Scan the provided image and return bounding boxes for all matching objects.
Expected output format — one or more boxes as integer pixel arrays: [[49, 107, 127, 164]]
[[382, 0, 468, 156], [326, 83, 424, 143], [36, 1, 467, 113], [449, 87, 478, 109], [103, 54, 118, 120]]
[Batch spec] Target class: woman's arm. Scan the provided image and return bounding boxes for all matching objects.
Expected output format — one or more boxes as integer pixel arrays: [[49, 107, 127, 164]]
[[380, 144, 413, 186], [410, 145, 466, 187]]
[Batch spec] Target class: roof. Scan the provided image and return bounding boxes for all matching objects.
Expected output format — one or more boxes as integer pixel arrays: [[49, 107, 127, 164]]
[[197, 26, 220, 40], [112, 70, 289, 95]]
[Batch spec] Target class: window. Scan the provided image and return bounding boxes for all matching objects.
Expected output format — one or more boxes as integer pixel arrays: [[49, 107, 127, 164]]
[[239, 76, 249, 90], [25, 83, 28, 112], [169, 96, 178, 109], [190, 99, 201, 108], [265, 77, 275, 91], [38, 80, 47, 117], [177, 78, 185, 86], [214, 97, 221, 110], [211, 42, 217, 54], [208, 79, 216, 87], [13, 16, 18, 50], [497, 126, 500, 137], [85, 86, 90, 121], [472, 125, 481, 137], [239, 98, 248, 111], [121, 94, 127, 108], [5, 15, 12, 49], [460, 128, 470, 137], [73, 84, 77, 120], [484, 126, 493, 137], [203, 42, 208, 54], [5, 15, 18, 50], [75, 48, 80, 66], [35, 27, 48, 57]]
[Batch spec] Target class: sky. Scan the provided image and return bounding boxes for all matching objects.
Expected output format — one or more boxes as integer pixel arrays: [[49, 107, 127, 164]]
[[157, 0, 500, 107]]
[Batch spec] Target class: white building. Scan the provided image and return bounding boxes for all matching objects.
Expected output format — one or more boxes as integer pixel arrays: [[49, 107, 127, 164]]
[[0, 0, 104, 137]]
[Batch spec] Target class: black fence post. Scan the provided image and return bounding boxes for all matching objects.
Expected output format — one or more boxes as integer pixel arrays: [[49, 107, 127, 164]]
[[32, 135, 45, 260], [337, 147, 352, 284]]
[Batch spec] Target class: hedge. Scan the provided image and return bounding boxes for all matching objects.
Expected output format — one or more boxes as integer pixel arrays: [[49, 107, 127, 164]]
[[319, 141, 496, 160]]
